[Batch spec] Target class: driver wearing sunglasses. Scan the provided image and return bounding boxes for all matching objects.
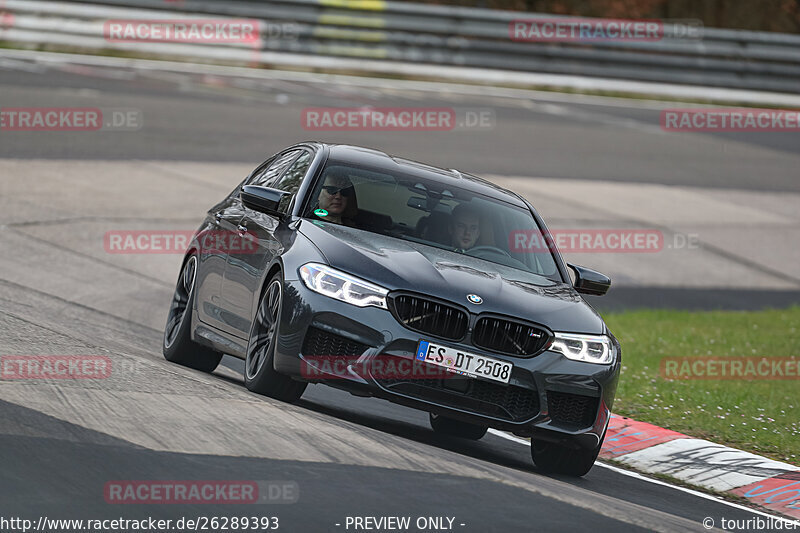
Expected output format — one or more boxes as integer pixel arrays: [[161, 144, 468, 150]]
[[315, 169, 357, 226]]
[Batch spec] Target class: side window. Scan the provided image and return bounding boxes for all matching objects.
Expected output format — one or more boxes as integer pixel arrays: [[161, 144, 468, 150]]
[[245, 156, 275, 187], [273, 151, 313, 212], [249, 150, 300, 187]]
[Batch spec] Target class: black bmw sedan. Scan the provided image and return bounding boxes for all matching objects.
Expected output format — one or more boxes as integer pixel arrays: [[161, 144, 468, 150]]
[[163, 142, 621, 476]]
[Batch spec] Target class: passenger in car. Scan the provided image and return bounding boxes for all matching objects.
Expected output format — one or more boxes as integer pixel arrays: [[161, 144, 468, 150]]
[[449, 204, 481, 252]]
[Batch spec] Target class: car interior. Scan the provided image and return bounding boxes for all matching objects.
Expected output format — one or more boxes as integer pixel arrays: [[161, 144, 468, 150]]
[[306, 165, 558, 278]]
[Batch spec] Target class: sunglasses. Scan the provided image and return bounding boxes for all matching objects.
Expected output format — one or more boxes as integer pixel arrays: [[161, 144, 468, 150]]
[[321, 185, 354, 197]]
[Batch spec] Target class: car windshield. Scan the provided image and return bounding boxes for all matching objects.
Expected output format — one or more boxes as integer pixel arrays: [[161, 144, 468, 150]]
[[303, 163, 561, 281]]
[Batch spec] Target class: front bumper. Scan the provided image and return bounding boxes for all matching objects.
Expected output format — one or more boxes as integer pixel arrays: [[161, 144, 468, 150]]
[[274, 280, 620, 450]]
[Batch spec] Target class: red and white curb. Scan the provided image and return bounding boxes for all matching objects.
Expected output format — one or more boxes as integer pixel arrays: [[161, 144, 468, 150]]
[[601, 415, 800, 520]]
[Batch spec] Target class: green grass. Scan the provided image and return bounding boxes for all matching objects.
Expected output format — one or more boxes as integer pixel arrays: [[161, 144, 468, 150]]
[[603, 307, 800, 465]]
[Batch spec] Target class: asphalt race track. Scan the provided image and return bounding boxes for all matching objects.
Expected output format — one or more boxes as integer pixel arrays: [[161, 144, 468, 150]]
[[1, 53, 798, 532], [1, 53, 798, 311]]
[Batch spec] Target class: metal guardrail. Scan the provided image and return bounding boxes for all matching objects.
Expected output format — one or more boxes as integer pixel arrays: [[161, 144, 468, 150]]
[[2, 0, 799, 93]]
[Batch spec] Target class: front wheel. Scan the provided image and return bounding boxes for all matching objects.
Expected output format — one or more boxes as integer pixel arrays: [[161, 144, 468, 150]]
[[163, 254, 223, 372], [530, 432, 605, 477], [244, 273, 307, 403], [429, 413, 488, 440]]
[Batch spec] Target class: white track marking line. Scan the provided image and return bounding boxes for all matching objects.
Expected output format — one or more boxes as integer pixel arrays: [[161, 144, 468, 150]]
[[487, 429, 800, 526]]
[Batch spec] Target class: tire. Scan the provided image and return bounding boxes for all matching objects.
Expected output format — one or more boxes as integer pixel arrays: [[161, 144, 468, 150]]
[[163, 254, 223, 372], [429, 413, 488, 440], [530, 431, 606, 477], [244, 272, 307, 403]]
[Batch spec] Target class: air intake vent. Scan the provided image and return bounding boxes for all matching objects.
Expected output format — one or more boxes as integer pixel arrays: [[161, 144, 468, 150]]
[[547, 391, 598, 428], [472, 317, 549, 356], [302, 327, 369, 357], [390, 294, 468, 341], [378, 375, 540, 422]]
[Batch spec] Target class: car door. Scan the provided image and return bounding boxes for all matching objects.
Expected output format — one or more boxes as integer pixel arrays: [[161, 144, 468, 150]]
[[194, 169, 263, 332], [217, 149, 307, 337]]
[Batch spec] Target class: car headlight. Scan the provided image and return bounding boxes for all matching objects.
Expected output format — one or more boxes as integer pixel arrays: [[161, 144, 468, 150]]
[[549, 333, 615, 364], [299, 263, 388, 309]]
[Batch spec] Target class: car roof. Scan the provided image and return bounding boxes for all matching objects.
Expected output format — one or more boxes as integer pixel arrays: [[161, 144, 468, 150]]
[[308, 143, 529, 209]]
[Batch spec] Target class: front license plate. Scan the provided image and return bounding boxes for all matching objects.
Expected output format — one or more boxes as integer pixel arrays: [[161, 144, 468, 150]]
[[416, 340, 512, 384]]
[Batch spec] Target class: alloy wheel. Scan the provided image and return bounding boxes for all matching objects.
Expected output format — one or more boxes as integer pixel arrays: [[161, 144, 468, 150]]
[[246, 279, 282, 381], [164, 255, 197, 349]]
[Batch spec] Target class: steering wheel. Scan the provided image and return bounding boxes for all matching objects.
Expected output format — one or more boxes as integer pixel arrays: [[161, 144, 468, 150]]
[[465, 245, 514, 260]]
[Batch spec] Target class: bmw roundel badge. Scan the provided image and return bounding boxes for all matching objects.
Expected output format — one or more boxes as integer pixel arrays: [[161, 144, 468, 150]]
[[467, 294, 483, 305]]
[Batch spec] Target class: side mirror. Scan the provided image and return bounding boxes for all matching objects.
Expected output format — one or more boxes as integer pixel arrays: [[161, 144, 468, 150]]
[[241, 185, 290, 216], [567, 264, 611, 296]]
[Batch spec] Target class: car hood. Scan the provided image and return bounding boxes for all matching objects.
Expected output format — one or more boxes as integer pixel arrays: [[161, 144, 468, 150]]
[[298, 220, 605, 334]]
